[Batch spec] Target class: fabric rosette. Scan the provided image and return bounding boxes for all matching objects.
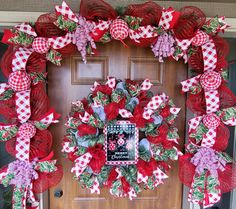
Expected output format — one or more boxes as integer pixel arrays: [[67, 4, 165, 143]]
[[63, 77, 181, 198]]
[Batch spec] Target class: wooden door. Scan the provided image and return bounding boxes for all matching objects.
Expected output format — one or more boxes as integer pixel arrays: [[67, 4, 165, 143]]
[[48, 41, 187, 209]]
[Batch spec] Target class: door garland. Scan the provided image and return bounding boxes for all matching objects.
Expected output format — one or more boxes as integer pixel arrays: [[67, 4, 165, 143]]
[[0, 0, 235, 208]]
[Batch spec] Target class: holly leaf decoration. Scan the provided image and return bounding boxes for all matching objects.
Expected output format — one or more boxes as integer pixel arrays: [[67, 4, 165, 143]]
[[97, 166, 110, 184], [0, 125, 18, 141], [0, 89, 14, 101], [167, 127, 179, 142], [189, 123, 208, 143], [99, 32, 112, 43], [55, 15, 77, 32], [30, 72, 47, 85], [46, 49, 62, 66], [93, 92, 110, 106], [217, 107, 236, 121], [35, 160, 57, 173], [65, 117, 82, 129], [191, 173, 206, 202], [124, 16, 143, 30], [9, 30, 34, 47], [217, 151, 233, 163], [12, 187, 25, 209], [189, 83, 202, 94], [1, 173, 14, 187]]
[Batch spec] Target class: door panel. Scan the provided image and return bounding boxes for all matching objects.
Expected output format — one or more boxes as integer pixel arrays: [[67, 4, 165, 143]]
[[48, 41, 187, 209]]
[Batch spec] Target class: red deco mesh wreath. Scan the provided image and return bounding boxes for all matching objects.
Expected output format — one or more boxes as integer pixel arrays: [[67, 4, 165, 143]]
[[189, 36, 230, 73], [173, 6, 206, 39], [1, 46, 46, 77]]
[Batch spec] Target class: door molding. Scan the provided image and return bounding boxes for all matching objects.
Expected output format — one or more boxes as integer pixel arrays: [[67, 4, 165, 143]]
[[0, 10, 235, 209]]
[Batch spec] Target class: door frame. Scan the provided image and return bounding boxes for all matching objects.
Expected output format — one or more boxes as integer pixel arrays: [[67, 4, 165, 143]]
[[1, 10, 236, 209]]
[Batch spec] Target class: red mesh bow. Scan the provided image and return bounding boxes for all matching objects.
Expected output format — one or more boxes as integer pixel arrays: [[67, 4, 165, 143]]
[[124, 2, 162, 26], [79, 0, 117, 21], [33, 164, 63, 193], [173, 6, 206, 39]]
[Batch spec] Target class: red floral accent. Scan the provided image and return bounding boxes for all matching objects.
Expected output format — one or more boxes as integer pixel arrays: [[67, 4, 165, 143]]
[[160, 106, 171, 118], [104, 102, 119, 120], [93, 84, 113, 96], [87, 144, 106, 173], [130, 104, 153, 128], [77, 124, 97, 137], [137, 158, 157, 176]]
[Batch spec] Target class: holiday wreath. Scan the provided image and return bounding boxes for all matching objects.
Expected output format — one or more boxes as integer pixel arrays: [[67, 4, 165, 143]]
[[0, 0, 236, 208], [63, 78, 181, 199]]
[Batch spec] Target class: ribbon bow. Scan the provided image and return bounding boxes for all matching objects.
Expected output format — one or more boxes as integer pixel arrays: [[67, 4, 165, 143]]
[[188, 107, 236, 147], [0, 154, 59, 209], [0, 109, 60, 160], [188, 147, 227, 208], [0, 48, 34, 123], [71, 152, 100, 194], [181, 70, 222, 113], [109, 168, 137, 200], [159, 7, 180, 30], [175, 30, 217, 71]]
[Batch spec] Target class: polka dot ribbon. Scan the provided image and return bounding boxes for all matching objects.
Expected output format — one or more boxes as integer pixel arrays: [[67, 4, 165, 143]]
[[71, 152, 93, 178]]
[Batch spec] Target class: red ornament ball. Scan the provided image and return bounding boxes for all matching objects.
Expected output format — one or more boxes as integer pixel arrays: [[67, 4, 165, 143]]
[[110, 19, 129, 40], [18, 122, 36, 139], [32, 37, 50, 54], [8, 70, 31, 92]]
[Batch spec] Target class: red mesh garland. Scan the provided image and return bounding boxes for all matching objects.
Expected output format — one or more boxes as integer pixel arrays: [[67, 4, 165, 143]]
[[5, 129, 53, 160], [35, 13, 66, 38], [32, 164, 63, 193], [124, 2, 162, 26], [219, 84, 236, 109], [213, 123, 230, 151], [179, 154, 195, 187], [79, 0, 117, 21], [189, 123, 230, 151], [26, 52, 46, 73], [218, 164, 236, 193], [57, 43, 77, 57], [173, 6, 206, 39], [126, 37, 158, 47], [0, 97, 17, 122], [189, 36, 229, 73], [30, 83, 50, 121], [187, 91, 206, 115], [187, 83, 236, 115]]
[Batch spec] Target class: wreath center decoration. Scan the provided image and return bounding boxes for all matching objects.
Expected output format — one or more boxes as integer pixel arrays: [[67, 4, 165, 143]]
[[0, 0, 236, 209], [63, 78, 181, 199]]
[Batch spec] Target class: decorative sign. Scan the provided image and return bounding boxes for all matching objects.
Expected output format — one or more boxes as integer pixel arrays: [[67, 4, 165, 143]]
[[104, 121, 138, 165]]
